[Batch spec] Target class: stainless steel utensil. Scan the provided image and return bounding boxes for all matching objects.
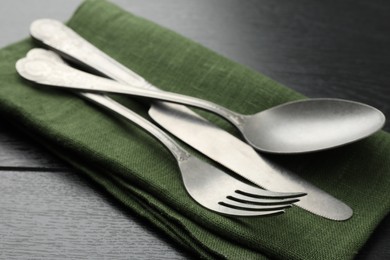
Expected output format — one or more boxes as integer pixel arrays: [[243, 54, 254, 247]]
[[17, 54, 386, 155], [29, 20, 354, 221], [29, 19, 385, 154], [17, 50, 352, 220], [17, 48, 305, 217]]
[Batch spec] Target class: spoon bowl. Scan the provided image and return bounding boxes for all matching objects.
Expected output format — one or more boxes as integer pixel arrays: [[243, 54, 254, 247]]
[[240, 99, 386, 153]]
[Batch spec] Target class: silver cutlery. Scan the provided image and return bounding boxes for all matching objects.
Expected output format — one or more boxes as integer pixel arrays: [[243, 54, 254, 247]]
[[29, 19, 355, 220], [18, 49, 352, 220], [29, 19, 385, 154], [17, 48, 305, 217], [16, 54, 386, 154]]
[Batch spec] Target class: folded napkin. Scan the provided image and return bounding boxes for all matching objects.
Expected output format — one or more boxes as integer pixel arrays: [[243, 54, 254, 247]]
[[1, 0, 389, 259]]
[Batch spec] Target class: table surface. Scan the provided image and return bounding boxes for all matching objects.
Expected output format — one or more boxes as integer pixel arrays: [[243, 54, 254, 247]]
[[1, 0, 389, 259]]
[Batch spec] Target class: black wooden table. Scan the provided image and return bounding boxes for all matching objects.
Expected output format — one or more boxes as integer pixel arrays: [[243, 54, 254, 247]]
[[1, 1, 389, 259]]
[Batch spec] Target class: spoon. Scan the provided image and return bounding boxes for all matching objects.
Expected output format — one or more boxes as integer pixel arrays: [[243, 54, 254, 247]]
[[16, 56, 385, 153], [29, 19, 385, 154]]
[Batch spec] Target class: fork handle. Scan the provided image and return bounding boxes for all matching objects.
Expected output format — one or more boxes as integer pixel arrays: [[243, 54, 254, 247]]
[[80, 93, 191, 162]]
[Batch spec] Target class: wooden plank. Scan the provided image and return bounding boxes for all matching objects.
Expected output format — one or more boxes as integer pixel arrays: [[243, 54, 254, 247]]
[[0, 123, 67, 169], [0, 170, 189, 259]]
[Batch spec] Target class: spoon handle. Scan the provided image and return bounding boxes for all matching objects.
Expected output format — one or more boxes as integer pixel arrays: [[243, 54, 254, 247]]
[[17, 56, 245, 128]]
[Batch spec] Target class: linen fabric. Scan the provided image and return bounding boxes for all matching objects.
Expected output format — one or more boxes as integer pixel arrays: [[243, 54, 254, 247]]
[[0, 0, 389, 259]]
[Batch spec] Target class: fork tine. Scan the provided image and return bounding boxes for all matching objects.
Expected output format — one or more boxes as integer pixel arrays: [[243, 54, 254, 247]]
[[235, 186, 306, 199], [216, 204, 286, 217], [220, 199, 292, 211], [229, 193, 300, 205]]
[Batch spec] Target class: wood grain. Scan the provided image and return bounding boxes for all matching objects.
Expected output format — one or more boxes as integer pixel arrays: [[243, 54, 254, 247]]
[[0, 121, 189, 259], [0, 124, 66, 169], [0, 169, 188, 259]]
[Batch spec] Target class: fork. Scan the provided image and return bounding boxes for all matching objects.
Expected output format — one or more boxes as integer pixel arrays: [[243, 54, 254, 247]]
[[17, 49, 305, 217]]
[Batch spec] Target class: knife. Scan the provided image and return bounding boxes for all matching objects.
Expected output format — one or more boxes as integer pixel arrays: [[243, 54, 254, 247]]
[[29, 19, 353, 220]]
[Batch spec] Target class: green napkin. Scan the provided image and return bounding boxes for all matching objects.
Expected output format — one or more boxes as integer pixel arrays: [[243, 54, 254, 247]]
[[1, 0, 389, 259]]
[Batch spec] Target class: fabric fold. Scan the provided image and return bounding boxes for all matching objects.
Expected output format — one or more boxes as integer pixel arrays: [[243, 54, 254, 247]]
[[0, 0, 389, 259]]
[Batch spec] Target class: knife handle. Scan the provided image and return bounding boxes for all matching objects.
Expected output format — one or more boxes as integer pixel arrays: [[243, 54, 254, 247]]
[[30, 19, 155, 90]]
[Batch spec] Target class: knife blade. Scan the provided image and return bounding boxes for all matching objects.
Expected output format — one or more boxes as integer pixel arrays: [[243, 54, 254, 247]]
[[29, 18, 353, 220]]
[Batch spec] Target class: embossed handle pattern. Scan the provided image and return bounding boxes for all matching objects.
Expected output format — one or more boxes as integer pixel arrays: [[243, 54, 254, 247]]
[[31, 19, 149, 88]]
